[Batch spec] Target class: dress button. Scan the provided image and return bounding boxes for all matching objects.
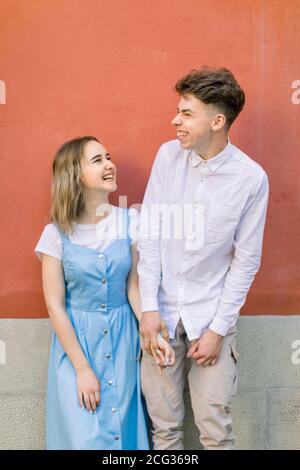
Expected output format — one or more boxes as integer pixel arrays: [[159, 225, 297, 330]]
[[101, 278, 106, 284]]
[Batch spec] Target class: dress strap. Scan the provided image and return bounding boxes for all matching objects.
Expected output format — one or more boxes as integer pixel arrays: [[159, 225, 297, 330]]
[[117, 208, 131, 246], [53, 224, 69, 246], [125, 208, 135, 247]]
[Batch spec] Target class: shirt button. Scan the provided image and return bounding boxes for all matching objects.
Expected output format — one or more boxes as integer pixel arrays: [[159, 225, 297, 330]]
[[112, 408, 117, 413], [105, 354, 111, 359], [108, 380, 113, 385], [101, 278, 106, 284], [103, 329, 108, 335], [99, 254, 104, 259], [101, 304, 106, 309], [114, 436, 120, 441]]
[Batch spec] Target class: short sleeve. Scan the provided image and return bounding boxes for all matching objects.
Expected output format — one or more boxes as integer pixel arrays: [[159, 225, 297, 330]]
[[34, 224, 63, 261], [128, 208, 140, 245]]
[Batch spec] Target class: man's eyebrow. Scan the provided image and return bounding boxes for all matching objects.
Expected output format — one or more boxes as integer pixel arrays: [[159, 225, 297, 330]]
[[90, 153, 110, 161], [177, 107, 194, 114]]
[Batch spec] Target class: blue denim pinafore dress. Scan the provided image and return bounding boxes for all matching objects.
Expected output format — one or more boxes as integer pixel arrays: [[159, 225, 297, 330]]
[[46, 208, 149, 450]]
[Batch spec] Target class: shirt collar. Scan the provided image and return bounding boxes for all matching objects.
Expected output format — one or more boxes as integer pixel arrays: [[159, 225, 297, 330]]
[[189, 138, 232, 172]]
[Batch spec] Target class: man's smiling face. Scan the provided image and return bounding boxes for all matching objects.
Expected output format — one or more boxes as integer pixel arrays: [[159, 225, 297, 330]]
[[171, 93, 220, 154]]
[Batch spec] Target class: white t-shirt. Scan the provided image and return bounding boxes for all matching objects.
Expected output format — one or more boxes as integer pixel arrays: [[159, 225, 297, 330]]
[[34, 206, 140, 261]]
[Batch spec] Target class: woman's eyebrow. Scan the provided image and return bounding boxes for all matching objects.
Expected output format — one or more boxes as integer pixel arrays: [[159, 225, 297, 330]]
[[90, 153, 110, 162]]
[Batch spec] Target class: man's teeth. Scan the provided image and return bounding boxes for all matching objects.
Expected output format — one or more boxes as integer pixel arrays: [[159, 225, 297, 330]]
[[177, 131, 188, 137]]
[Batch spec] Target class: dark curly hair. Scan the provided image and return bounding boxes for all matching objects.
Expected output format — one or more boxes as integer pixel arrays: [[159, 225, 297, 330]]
[[175, 67, 245, 129]]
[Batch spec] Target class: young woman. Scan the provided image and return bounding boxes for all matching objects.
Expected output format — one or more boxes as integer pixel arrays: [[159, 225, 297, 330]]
[[35, 136, 175, 450]]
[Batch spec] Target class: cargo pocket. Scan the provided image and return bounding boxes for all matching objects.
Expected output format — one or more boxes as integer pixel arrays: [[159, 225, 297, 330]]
[[230, 343, 239, 397], [230, 343, 239, 363], [208, 343, 239, 406]]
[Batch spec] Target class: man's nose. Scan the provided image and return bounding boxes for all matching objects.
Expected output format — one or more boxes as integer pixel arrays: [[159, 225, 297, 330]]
[[171, 114, 181, 126]]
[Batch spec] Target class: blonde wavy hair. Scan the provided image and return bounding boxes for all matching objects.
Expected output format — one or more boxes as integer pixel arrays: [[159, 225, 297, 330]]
[[50, 136, 100, 234]]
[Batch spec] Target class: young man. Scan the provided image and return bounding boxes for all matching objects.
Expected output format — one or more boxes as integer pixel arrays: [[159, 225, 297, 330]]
[[137, 67, 269, 450]]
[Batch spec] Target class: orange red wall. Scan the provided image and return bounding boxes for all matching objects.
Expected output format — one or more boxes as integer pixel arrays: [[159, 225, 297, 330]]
[[0, 0, 299, 318]]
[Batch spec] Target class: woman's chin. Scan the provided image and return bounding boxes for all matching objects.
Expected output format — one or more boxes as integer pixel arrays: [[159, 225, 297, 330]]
[[98, 182, 117, 193], [108, 182, 117, 193]]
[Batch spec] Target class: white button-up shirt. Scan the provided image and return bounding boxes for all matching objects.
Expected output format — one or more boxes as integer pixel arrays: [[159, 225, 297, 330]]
[[137, 139, 269, 340]]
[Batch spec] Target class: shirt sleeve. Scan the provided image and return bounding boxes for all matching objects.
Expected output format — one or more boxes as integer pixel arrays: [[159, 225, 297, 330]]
[[137, 144, 167, 313], [209, 170, 269, 336], [34, 224, 63, 261]]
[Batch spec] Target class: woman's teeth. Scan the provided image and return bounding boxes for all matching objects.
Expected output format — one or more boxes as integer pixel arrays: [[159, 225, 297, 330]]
[[102, 175, 114, 181]]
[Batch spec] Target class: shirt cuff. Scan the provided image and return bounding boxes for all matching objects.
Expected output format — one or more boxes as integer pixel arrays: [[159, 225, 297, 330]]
[[141, 297, 159, 313], [209, 317, 232, 337]]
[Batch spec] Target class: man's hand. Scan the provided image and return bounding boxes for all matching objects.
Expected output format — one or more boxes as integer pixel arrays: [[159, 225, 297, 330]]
[[187, 329, 223, 366], [139, 311, 169, 357]]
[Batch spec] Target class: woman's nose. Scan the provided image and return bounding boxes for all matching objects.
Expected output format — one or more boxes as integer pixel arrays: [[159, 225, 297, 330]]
[[105, 160, 114, 170]]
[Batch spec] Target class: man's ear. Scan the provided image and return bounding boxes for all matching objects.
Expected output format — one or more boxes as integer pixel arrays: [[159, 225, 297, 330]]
[[211, 113, 227, 131]]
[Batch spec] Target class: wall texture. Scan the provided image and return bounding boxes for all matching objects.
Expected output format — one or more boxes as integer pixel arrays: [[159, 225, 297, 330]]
[[0, 0, 299, 317], [1, 317, 300, 450]]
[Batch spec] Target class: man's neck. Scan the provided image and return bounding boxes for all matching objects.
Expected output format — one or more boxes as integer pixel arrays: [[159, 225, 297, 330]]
[[196, 135, 229, 161]]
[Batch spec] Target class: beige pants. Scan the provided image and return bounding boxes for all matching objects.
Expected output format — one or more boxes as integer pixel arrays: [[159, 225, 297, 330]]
[[141, 319, 239, 450]]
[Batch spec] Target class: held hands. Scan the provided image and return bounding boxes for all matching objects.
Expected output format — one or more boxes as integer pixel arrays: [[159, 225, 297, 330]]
[[187, 329, 223, 366], [139, 310, 169, 353], [150, 333, 175, 370], [76, 365, 100, 413], [140, 311, 175, 370]]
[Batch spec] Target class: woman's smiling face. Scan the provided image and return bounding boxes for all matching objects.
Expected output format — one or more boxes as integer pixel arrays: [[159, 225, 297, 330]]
[[80, 140, 117, 193]]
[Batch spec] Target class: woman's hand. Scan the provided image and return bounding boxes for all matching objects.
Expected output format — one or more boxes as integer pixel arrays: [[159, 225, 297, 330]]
[[76, 365, 100, 413], [150, 333, 176, 370]]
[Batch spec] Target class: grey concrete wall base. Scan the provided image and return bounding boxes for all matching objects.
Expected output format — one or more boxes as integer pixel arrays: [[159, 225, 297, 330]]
[[0, 316, 300, 450]]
